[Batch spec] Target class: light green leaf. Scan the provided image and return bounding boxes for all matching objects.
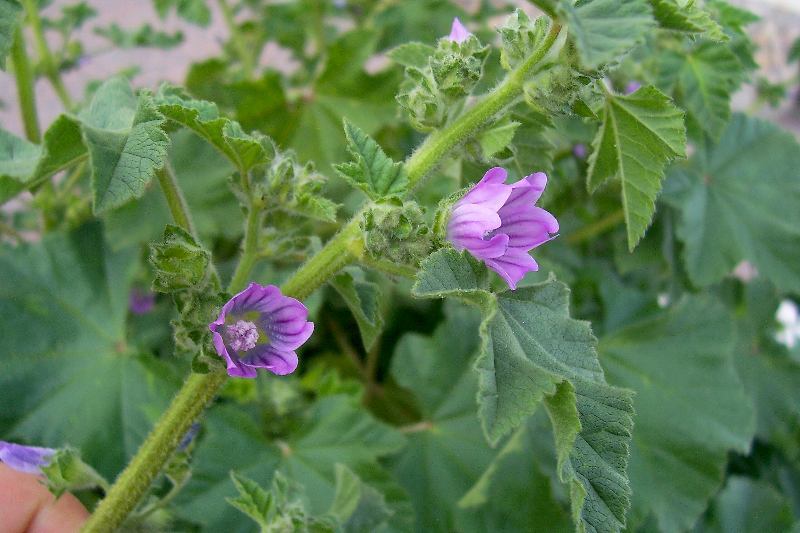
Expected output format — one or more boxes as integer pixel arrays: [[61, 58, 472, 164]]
[[413, 250, 635, 533], [155, 84, 267, 174], [0, 222, 180, 478], [599, 296, 755, 532], [559, 0, 655, 69], [331, 272, 384, 351], [648, 0, 726, 41], [657, 42, 742, 139], [80, 77, 170, 213], [587, 85, 686, 249], [664, 114, 800, 293], [702, 477, 795, 533], [153, 0, 210, 26], [390, 302, 496, 532], [0, 0, 21, 70], [477, 117, 520, 160], [328, 464, 393, 533], [177, 395, 405, 532], [334, 121, 408, 200], [387, 42, 435, 69], [0, 116, 87, 203], [227, 471, 273, 529]]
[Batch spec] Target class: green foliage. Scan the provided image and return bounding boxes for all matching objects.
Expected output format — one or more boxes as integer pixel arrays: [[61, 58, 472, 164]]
[[664, 114, 800, 293], [648, 0, 726, 41], [94, 23, 184, 49], [153, 0, 210, 27], [40, 447, 108, 498], [80, 77, 170, 213], [149, 224, 212, 293], [587, 85, 686, 249], [327, 464, 393, 532], [335, 122, 408, 200], [702, 477, 796, 533], [330, 271, 384, 351], [498, 10, 551, 71], [360, 200, 432, 265], [0, 0, 20, 70], [599, 297, 755, 531], [413, 250, 635, 533]]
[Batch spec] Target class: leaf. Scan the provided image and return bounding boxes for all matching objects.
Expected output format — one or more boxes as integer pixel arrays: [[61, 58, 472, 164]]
[[657, 42, 742, 139], [153, 0, 210, 26], [702, 477, 795, 533], [510, 107, 555, 176], [227, 471, 273, 529], [330, 272, 384, 351], [413, 250, 635, 533], [387, 42, 435, 69], [154, 84, 267, 174], [559, 0, 656, 69], [599, 296, 755, 532], [328, 464, 393, 533], [148, 224, 212, 293], [177, 395, 405, 532], [334, 121, 408, 200], [389, 302, 496, 532], [79, 77, 170, 213], [663, 114, 800, 293], [0, 0, 21, 70], [0, 116, 87, 204], [648, 0, 726, 41], [0, 222, 180, 478], [477, 117, 520, 160], [587, 85, 686, 250]]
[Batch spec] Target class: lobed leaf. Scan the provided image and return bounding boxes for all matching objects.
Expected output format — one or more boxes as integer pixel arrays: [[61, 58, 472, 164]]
[[334, 121, 408, 200], [648, 0, 727, 41], [330, 272, 384, 351], [587, 85, 686, 249]]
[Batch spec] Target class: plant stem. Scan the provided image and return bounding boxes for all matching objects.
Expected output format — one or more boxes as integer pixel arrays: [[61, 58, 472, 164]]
[[156, 164, 197, 238], [228, 205, 263, 293], [360, 256, 417, 279], [217, 0, 255, 78], [404, 23, 561, 189], [10, 27, 40, 142], [20, 0, 73, 110], [566, 209, 625, 245], [81, 370, 229, 533]]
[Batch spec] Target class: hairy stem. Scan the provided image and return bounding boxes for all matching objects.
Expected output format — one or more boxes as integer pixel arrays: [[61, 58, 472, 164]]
[[156, 164, 197, 238], [217, 0, 255, 78], [20, 0, 73, 109], [228, 204, 263, 293], [10, 27, 40, 142], [404, 23, 561, 189]]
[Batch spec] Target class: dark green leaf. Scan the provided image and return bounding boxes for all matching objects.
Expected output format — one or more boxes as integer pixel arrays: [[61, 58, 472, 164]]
[[599, 296, 755, 532], [328, 464, 393, 533], [334, 121, 408, 200], [702, 477, 795, 533], [648, 0, 726, 40], [387, 42, 435, 69], [587, 85, 686, 249], [331, 272, 384, 351]]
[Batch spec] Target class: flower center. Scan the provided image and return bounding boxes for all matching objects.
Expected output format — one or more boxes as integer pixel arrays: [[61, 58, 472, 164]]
[[224, 320, 259, 352]]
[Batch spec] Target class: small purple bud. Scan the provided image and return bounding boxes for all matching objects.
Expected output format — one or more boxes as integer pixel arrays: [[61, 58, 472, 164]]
[[448, 17, 471, 44], [625, 81, 642, 95], [129, 287, 156, 315], [0, 441, 55, 475], [446, 167, 559, 290], [573, 143, 588, 159], [209, 283, 314, 378], [178, 423, 201, 451]]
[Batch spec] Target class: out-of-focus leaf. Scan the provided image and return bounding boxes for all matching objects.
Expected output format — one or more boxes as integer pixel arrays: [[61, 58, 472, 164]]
[[331, 272, 384, 351], [94, 23, 183, 49], [328, 464, 393, 533], [701, 477, 795, 533], [648, 0, 726, 40], [153, 0, 210, 26], [0, 0, 21, 70], [599, 296, 755, 532], [387, 42, 435, 69]]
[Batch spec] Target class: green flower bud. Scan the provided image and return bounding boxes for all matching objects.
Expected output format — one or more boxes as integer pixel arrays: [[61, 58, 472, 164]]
[[361, 200, 432, 265], [41, 448, 108, 498], [396, 67, 444, 132], [431, 36, 489, 100], [499, 10, 551, 70], [149, 225, 212, 293]]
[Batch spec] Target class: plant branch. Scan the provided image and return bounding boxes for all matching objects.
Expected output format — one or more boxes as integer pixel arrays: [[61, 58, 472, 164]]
[[404, 23, 561, 190], [156, 164, 197, 238], [10, 26, 40, 142], [228, 203, 263, 293], [20, 0, 73, 110]]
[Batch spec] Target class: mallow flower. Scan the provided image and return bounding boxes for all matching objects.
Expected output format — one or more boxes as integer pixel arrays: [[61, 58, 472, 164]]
[[209, 283, 314, 378], [0, 441, 55, 475], [448, 17, 471, 43], [447, 167, 558, 289]]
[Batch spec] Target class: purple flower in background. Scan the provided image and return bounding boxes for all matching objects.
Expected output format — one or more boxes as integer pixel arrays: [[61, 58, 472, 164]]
[[572, 143, 588, 159], [0, 441, 55, 475], [129, 287, 156, 315], [448, 17, 471, 43], [447, 167, 559, 290], [209, 283, 314, 378], [625, 81, 642, 94], [178, 423, 201, 451]]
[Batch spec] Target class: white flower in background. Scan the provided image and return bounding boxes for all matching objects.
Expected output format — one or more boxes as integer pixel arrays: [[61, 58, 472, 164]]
[[732, 260, 759, 283], [657, 293, 670, 308], [775, 300, 800, 349]]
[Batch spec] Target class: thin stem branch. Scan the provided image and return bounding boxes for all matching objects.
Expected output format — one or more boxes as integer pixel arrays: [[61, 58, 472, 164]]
[[217, 0, 255, 78], [566, 209, 625, 245], [10, 26, 40, 142], [228, 204, 263, 293], [360, 256, 417, 279], [404, 23, 561, 190], [20, 0, 73, 110], [156, 164, 197, 238]]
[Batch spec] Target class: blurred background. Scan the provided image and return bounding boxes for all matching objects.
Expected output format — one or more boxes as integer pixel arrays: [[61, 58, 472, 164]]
[[1, 0, 798, 139]]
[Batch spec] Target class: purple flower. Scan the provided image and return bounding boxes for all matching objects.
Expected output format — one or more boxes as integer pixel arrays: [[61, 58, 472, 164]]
[[625, 81, 642, 95], [129, 287, 156, 315], [178, 423, 201, 451], [573, 143, 588, 159], [0, 441, 55, 475], [448, 17, 471, 43], [209, 283, 314, 378], [447, 167, 558, 290]]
